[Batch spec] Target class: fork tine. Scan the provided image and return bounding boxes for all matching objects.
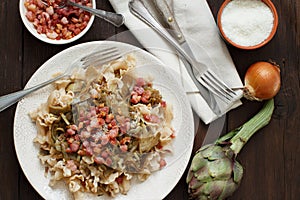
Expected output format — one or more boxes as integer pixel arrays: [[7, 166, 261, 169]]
[[204, 70, 236, 98], [207, 69, 237, 96], [81, 47, 121, 68], [199, 69, 241, 103], [81, 46, 118, 61], [199, 77, 232, 103]]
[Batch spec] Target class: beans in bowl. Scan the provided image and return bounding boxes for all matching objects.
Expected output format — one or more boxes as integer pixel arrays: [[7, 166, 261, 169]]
[[24, 0, 92, 40]]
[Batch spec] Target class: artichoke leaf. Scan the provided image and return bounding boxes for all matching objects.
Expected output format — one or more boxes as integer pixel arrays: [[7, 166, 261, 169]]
[[194, 165, 212, 182], [219, 179, 239, 200], [201, 145, 222, 159], [233, 161, 244, 183], [191, 153, 207, 172], [198, 180, 225, 198], [188, 175, 203, 190], [207, 158, 232, 179]]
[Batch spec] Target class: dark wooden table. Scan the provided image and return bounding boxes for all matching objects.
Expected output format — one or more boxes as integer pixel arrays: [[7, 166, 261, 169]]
[[0, 1, 299, 200]]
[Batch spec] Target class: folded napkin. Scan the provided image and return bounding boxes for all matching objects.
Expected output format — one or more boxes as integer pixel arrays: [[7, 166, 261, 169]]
[[109, 0, 243, 124]]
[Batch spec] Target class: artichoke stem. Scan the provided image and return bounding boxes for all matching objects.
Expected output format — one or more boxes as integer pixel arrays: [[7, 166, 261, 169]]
[[230, 99, 274, 155]]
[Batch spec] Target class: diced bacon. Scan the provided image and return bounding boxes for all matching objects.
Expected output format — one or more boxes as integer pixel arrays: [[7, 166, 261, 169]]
[[120, 145, 128, 152], [41, 12, 50, 21], [71, 17, 79, 23], [85, 146, 93, 156], [110, 119, 117, 126], [105, 157, 112, 166], [25, 11, 35, 22], [36, 25, 44, 34], [116, 176, 123, 184], [161, 100, 167, 107], [143, 114, 160, 123], [142, 90, 151, 99], [46, 6, 54, 15], [36, 0, 45, 8], [27, 4, 37, 12], [160, 158, 167, 168], [98, 118, 105, 126], [70, 142, 80, 152], [90, 118, 99, 128], [90, 108, 97, 117], [130, 94, 141, 104], [66, 160, 77, 171], [105, 114, 114, 124], [70, 124, 78, 131], [80, 131, 91, 139], [66, 128, 76, 136], [120, 122, 130, 134], [74, 28, 81, 35], [143, 114, 151, 121], [101, 135, 109, 145], [83, 14, 90, 22], [82, 140, 90, 148], [136, 78, 145, 87], [101, 151, 109, 158], [150, 114, 160, 123], [109, 129, 118, 138], [99, 106, 109, 116], [46, 31, 58, 39], [94, 156, 105, 165], [141, 96, 149, 104], [133, 86, 144, 95]]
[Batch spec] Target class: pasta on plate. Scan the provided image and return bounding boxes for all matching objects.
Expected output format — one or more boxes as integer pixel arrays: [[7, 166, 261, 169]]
[[29, 54, 175, 199]]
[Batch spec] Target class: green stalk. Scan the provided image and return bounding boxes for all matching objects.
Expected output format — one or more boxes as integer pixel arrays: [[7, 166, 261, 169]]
[[217, 99, 274, 155]]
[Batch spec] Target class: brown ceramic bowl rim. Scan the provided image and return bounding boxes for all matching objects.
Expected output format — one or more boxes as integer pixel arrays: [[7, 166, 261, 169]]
[[217, 0, 278, 50]]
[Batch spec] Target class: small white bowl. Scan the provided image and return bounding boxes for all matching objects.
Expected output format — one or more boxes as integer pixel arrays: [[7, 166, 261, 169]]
[[19, 0, 96, 45]]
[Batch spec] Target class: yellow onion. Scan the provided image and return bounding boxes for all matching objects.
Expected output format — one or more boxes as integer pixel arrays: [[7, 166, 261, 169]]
[[244, 61, 281, 101]]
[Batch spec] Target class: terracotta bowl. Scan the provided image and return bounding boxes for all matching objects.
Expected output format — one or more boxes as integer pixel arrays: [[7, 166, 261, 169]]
[[217, 0, 278, 50]]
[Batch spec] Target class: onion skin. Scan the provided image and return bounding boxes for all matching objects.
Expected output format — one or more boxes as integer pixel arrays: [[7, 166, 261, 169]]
[[244, 61, 281, 101]]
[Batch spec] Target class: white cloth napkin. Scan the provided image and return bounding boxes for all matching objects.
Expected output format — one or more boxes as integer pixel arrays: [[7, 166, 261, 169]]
[[108, 0, 243, 124]]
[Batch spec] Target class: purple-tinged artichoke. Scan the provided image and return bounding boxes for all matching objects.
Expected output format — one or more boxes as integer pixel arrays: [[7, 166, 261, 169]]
[[187, 99, 274, 200]]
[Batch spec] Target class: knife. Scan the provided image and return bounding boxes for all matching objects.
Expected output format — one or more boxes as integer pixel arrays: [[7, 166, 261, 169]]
[[129, 0, 224, 116]]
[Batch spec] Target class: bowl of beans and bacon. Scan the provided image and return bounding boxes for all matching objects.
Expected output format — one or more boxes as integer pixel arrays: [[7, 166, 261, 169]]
[[19, 0, 95, 44]]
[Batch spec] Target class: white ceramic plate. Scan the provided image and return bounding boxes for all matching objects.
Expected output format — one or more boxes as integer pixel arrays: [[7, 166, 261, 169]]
[[14, 41, 194, 200], [19, 0, 96, 44]]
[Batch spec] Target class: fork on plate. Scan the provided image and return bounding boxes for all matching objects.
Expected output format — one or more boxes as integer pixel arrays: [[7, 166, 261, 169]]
[[0, 46, 121, 112]]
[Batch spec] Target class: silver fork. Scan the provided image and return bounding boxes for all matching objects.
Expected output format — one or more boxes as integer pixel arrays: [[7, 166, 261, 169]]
[[128, 0, 241, 105], [41, 0, 124, 27], [0, 46, 121, 112]]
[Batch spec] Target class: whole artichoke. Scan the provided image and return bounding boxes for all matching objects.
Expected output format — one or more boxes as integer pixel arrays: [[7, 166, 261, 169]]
[[187, 99, 274, 200]]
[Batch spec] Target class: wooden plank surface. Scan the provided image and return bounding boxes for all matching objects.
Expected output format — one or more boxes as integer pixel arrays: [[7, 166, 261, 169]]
[[0, 0, 299, 200]]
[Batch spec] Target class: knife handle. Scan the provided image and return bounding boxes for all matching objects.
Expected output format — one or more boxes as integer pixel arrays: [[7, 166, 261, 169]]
[[153, 0, 185, 44]]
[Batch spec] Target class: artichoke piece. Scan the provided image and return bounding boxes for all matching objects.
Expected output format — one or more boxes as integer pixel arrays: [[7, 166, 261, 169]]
[[138, 132, 161, 152], [66, 81, 85, 93], [49, 104, 71, 115], [187, 99, 274, 200]]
